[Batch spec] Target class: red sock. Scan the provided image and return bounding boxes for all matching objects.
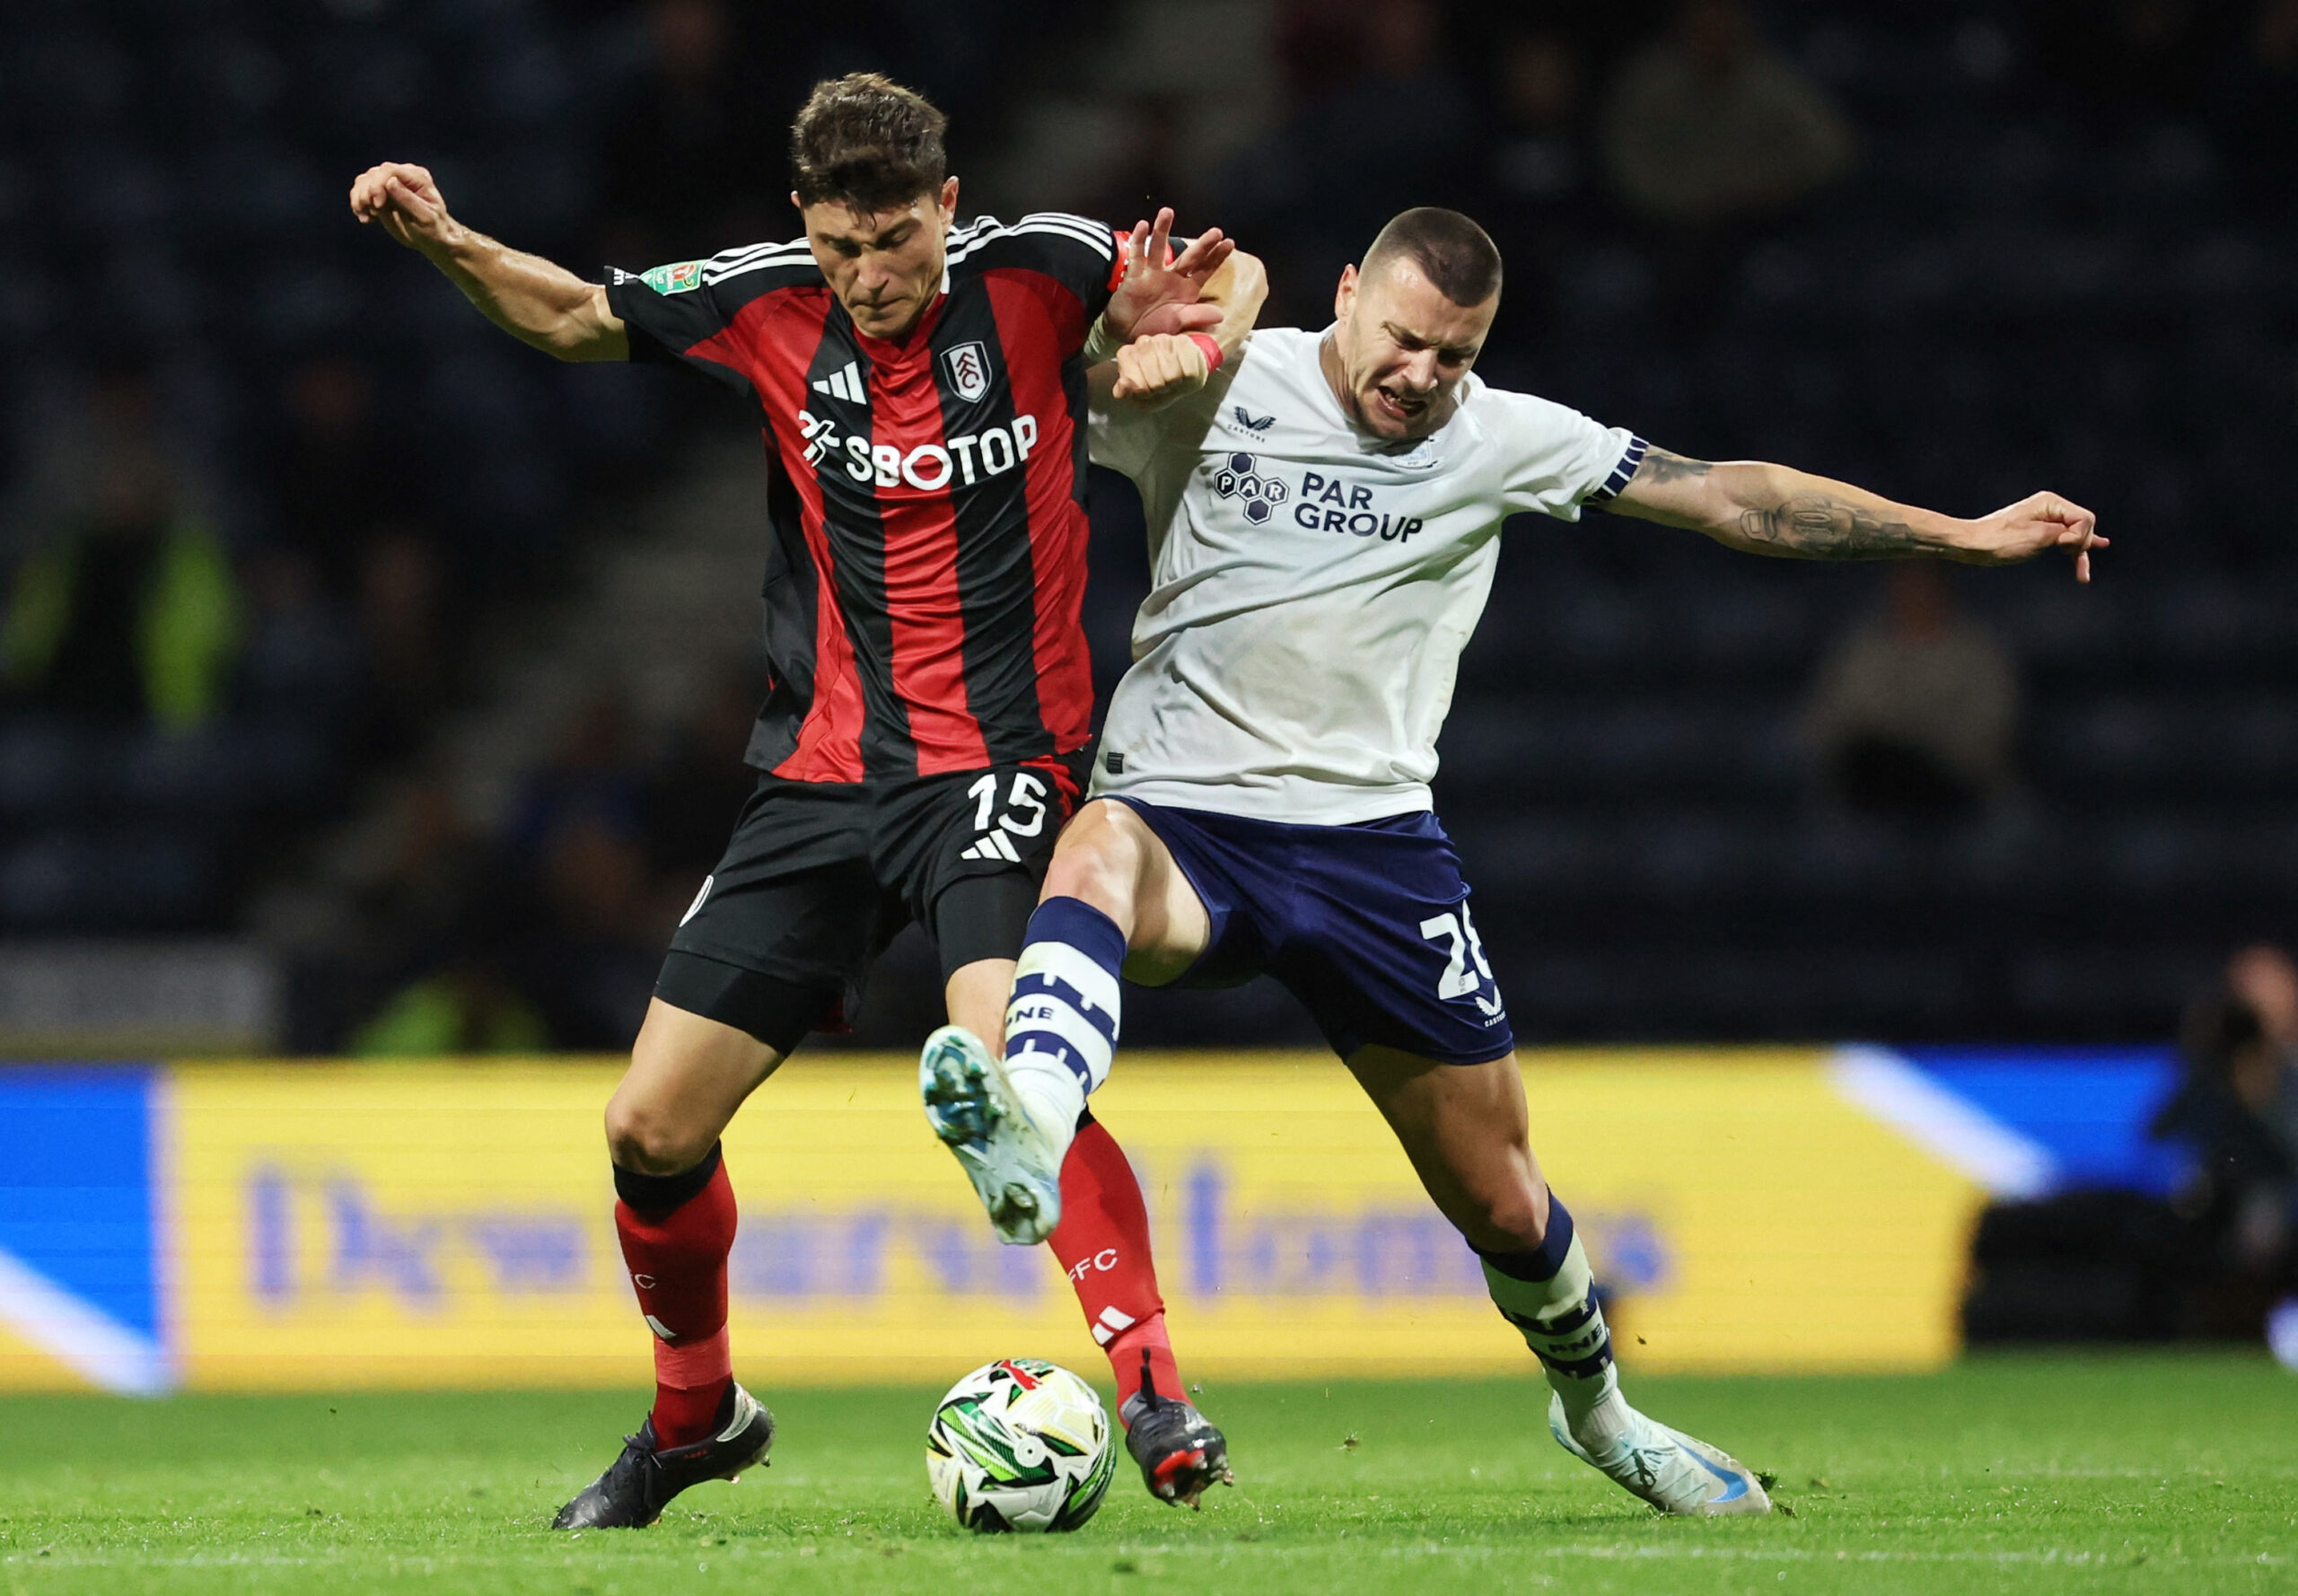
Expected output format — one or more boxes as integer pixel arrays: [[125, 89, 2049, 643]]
[[1050, 1117, 1183, 1422], [614, 1157, 737, 1448]]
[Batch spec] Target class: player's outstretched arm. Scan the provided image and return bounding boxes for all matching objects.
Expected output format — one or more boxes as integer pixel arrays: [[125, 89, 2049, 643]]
[[348, 161, 628, 363], [1609, 448, 2107, 583]]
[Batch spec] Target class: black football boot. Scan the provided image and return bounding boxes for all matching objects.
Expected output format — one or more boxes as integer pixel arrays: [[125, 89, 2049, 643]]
[[550, 1381, 775, 1530], [1119, 1349, 1232, 1508]]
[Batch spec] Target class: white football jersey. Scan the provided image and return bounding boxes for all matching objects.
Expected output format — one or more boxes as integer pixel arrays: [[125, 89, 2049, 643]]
[[1087, 325, 1642, 824]]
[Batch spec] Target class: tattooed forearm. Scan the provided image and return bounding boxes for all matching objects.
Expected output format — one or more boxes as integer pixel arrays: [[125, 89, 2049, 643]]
[[1635, 448, 1713, 485], [1733, 494, 1929, 559], [1612, 450, 1948, 556]]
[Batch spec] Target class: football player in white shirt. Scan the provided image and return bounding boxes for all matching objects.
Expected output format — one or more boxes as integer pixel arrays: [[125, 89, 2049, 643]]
[[921, 208, 2102, 1516]]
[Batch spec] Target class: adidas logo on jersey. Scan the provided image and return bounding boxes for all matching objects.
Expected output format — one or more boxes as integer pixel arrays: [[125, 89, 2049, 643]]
[[960, 830, 1024, 863], [811, 361, 864, 403]]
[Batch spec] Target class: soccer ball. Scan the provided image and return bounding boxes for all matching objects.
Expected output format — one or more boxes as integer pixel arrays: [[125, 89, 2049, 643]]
[[925, 1358, 1118, 1532]]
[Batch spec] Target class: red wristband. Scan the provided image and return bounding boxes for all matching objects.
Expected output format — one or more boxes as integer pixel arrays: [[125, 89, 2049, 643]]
[[1187, 332, 1224, 372]]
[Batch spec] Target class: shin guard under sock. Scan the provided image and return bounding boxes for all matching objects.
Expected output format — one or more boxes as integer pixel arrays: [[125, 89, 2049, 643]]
[[1002, 897, 1126, 1163], [1049, 1113, 1180, 1420], [1478, 1195, 1624, 1439], [614, 1144, 737, 1447]]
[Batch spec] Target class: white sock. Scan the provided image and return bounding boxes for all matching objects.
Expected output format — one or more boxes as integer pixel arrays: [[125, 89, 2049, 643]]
[[1481, 1224, 1629, 1449], [1002, 1050, 1086, 1163]]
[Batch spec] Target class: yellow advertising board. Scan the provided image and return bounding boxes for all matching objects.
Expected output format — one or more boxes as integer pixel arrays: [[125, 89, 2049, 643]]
[[142, 1051, 1983, 1390]]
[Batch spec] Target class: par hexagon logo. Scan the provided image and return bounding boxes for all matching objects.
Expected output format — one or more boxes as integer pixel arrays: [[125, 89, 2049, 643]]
[[1210, 452, 1290, 524]]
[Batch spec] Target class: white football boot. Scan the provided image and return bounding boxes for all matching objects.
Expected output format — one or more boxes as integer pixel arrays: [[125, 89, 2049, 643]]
[[1548, 1392, 1772, 1516], [920, 1024, 1063, 1245]]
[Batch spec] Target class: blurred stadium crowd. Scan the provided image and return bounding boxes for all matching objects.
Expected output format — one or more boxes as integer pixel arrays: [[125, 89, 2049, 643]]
[[1967, 941, 2298, 1346], [0, 0, 2294, 1054]]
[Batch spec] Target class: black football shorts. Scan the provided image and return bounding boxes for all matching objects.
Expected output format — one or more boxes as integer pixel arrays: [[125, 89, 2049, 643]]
[[655, 776, 900, 1053], [653, 753, 1089, 1051]]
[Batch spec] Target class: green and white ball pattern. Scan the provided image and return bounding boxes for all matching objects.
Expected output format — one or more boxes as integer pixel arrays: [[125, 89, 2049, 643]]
[[926, 1358, 1118, 1532]]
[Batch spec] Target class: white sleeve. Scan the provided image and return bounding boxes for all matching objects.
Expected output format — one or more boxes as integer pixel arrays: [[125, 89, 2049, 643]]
[[1086, 384, 1162, 480], [1087, 363, 1226, 486], [1484, 387, 1647, 522]]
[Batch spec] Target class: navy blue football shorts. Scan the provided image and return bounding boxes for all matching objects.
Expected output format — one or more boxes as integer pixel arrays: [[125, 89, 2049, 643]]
[[1102, 798, 1515, 1065]]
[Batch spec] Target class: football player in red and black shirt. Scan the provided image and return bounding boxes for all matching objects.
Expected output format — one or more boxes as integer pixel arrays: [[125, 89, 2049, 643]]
[[351, 73, 1261, 1525]]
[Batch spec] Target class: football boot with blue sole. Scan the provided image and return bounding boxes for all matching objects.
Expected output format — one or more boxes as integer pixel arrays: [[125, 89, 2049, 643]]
[[1547, 1391, 1770, 1516], [551, 1381, 774, 1530], [919, 1023, 1063, 1245]]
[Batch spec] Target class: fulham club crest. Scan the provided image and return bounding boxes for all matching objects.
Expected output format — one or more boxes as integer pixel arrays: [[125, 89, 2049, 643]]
[[943, 340, 992, 402]]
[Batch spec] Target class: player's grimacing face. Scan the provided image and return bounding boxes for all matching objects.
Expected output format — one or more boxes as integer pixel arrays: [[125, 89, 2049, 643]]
[[1329, 259, 1496, 441], [798, 176, 959, 341]]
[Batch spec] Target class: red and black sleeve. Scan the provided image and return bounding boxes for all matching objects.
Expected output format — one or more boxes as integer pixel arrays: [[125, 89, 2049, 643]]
[[605, 241, 820, 390], [945, 214, 1128, 350]]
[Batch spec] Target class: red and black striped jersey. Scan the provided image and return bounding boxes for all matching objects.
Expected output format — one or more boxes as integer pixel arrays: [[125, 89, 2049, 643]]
[[605, 214, 1127, 784]]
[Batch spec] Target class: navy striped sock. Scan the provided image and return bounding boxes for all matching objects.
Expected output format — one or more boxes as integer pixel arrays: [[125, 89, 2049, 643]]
[[999, 896, 1126, 1153]]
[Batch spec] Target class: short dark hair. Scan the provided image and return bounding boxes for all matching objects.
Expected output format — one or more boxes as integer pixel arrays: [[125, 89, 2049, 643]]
[[1362, 207, 1503, 306], [789, 73, 948, 212]]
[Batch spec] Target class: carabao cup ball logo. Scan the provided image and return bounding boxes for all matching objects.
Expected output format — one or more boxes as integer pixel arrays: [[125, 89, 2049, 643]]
[[1210, 452, 1291, 524]]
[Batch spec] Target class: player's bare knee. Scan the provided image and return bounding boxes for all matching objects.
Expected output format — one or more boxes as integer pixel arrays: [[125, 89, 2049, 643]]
[[603, 1094, 711, 1176], [1042, 805, 1145, 926], [1456, 1182, 1549, 1256], [1039, 846, 1111, 908]]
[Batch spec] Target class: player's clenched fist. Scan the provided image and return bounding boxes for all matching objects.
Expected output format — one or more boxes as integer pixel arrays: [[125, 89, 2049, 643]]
[[1110, 333, 1214, 411], [348, 162, 462, 254]]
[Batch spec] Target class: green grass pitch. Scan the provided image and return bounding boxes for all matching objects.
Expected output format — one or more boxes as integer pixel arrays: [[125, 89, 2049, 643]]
[[0, 1353, 2291, 1594]]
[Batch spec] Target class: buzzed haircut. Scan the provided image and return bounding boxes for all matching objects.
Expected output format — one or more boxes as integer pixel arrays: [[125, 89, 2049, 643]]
[[790, 73, 948, 213], [1362, 207, 1504, 307]]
